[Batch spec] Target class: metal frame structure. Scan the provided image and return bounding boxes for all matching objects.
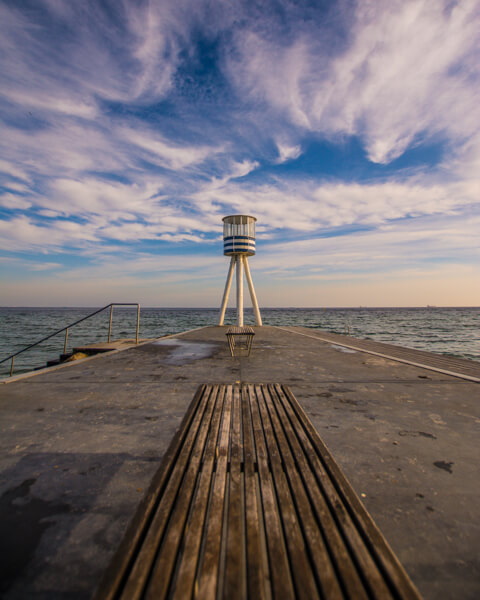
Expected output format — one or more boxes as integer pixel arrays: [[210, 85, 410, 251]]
[[0, 303, 140, 377], [226, 326, 255, 357]]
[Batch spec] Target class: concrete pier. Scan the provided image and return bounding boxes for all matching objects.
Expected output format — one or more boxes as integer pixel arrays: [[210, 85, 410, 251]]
[[0, 326, 479, 599]]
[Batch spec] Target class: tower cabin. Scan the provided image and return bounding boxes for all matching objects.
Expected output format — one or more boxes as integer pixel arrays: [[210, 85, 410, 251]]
[[223, 214, 256, 256]]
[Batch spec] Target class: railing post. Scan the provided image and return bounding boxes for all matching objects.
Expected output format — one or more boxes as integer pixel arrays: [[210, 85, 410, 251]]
[[0, 302, 142, 374], [108, 305, 113, 343], [136, 305, 140, 344]]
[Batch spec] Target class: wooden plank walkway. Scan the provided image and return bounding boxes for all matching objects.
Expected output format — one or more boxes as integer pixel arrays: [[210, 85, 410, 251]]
[[279, 327, 480, 382], [94, 383, 421, 600]]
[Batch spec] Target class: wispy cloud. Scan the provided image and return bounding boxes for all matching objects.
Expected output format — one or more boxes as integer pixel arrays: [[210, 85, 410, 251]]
[[276, 142, 302, 164], [228, 0, 480, 164], [0, 193, 32, 210], [0, 0, 479, 306], [118, 127, 220, 170], [0, 159, 31, 182]]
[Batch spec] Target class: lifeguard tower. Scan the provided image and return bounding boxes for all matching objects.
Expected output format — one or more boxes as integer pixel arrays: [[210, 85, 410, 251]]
[[218, 215, 262, 327]]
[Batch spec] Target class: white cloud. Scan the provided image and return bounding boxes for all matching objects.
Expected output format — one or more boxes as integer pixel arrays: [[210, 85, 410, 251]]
[[0, 193, 32, 210], [322, 0, 480, 163], [158, 232, 205, 243], [0, 215, 99, 251], [276, 142, 302, 163], [119, 127, 218, 170], [229, 34, 312, 128], [3, 182, 31, 193], [49, 177, 160, 218], [190, 173, 480, 233], [251, 212, 480, 279], [0, 160, 31, 182], [228, 0, 480, 165], [2, 89, 97, 119], [0, 121, 127, 177], [29, 261, 62, 271], [228, 160, 259, 179], [0, 256, 61, 271], [125, 1, 177, 100], [0, 0, 479, 308]]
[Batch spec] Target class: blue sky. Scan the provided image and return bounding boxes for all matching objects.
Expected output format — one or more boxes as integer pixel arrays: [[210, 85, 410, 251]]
[[0, 0, 479, 307]]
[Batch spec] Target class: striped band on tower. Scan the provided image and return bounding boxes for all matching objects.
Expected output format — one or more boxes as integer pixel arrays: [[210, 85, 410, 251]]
[[223, 235, 256, 256]]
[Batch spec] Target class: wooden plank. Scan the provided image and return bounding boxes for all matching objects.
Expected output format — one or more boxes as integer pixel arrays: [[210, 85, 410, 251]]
[[255, 384, 320, 600], [119, 385, 219, 600], [241, 384, 269, 600], [247, 384, 296, 599], [276, 384, 393, 599], [264, 384, 345, 599], [155, 385, 226, 599], [280, 384, 421, 600], [93, 383, 209, 600], [224, 383, 246, 599], [195, 385, 233, 599], [269, 384, 369, 600]]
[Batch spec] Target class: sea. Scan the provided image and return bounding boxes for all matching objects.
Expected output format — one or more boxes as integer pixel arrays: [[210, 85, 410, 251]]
[[1, 306, 479, 378]]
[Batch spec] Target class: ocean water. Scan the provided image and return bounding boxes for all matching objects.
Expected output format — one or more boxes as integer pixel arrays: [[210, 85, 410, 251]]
[[0, 306, 479, 378]]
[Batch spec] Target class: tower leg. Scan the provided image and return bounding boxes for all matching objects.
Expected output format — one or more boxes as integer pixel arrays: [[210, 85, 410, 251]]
[[219, 256, 236, 325], [243, 256, 262, 326], [236, 255, 244, 326]]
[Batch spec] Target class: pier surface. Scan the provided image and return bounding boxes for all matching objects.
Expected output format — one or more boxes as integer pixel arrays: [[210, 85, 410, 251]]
[[0, 326, 479, 599]]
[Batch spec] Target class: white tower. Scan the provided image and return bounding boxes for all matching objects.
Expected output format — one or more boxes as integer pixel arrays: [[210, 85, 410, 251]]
[[219, 215, 262, 327]]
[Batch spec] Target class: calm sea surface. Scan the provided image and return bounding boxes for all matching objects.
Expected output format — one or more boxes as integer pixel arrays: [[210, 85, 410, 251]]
[[1, 307, 479, 377]]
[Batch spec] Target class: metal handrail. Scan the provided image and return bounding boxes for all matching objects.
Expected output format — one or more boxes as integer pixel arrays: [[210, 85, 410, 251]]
[[1, 303, 140, 377]]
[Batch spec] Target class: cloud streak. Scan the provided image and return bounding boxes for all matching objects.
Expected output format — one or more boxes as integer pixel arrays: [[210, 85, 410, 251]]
[[228, 0, 480, 163], [0, 0, 479, 306]]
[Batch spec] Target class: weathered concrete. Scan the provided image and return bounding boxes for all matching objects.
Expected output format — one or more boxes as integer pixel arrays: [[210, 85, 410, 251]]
[[0, 326, 478, 599], [72, 338, 156, 353]]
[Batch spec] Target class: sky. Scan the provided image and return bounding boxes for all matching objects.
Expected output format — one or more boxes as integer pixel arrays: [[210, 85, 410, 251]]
[[0, 0, 479, 308]]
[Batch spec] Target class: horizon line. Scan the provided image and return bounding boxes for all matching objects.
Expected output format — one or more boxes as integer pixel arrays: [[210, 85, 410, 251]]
[[1, 305, 479, 310]]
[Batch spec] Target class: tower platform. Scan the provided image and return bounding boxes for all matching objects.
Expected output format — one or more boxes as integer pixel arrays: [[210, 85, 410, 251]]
[[0, 326, 479, 599]]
